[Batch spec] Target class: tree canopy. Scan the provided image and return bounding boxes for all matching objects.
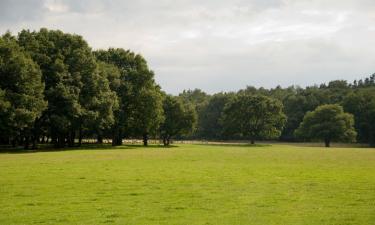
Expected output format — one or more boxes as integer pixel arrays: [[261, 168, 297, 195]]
[[295, 104, 356, 147], [222, 94, 286, 144], [0, 35, 47, 148], [160, 95, 196, 146], [0, 28, 374, 148]]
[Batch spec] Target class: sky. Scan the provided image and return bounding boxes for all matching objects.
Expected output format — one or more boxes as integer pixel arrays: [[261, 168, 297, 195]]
[[1, 0, 375, 94]]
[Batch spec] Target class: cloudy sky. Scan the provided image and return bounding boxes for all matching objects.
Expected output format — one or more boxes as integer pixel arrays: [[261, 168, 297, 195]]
[[1, 0, 375, 94]]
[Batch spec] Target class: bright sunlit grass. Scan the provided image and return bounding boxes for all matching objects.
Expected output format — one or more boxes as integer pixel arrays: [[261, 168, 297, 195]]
[[0, 144, 374, 225]]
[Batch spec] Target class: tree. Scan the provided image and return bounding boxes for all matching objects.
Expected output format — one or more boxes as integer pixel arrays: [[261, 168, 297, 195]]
[[94, 48, 163, 146], [131, 86, 164, 146], [281, 87, 327, 141], [82, 62, 119, 144], [295, 104, 356, 147], [221, 94, 286, 144], [18, 28, 110, 147], [197, 92, 234, 139], [160, 95, 196, 146], [178, 89, 210, 138], [0, 35, 47, 149], [343, 89, 375, 146], [18, 29, 83, 147]]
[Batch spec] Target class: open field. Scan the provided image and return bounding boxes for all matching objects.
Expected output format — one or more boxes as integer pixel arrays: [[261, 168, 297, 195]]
[[0, 144, 374, 225]]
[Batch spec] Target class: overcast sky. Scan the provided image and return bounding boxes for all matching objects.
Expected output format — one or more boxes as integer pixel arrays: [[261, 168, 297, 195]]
[[1, 0, 375, 94]]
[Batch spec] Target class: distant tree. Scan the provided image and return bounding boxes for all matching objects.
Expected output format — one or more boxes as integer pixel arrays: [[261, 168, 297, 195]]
[[131, 86, 164, 146], [222, 94, 286, 144], [179, 89, 210, 107], [0, 35, 47, 149], [295, 104, 356, 147], [322, 80, 352, 103], [343, 89, 375, 146], [178, 89, 210, 138], [281, 86, 328, 141], [197, 92, 234, 139], [160, 95, 196, 146]]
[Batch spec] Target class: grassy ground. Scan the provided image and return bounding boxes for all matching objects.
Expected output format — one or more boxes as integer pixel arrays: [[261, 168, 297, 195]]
[[0, 144, 374, 225]]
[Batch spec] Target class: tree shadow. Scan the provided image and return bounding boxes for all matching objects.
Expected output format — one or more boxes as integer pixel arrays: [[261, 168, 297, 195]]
[[0, 143, 178, 154], [195, 143, 270, 148]]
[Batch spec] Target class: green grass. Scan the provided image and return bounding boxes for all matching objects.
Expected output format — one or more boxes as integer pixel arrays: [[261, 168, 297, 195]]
[[0, 144, 374, 225]]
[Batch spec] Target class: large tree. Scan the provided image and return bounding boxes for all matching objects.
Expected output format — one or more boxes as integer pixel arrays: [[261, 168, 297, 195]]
[[17, 28, 114, 147], [81, 62, 119, 144], [222, 94, 286, 144], [295, 104, 356, 147], [0, 35, 47, 149], [160, 95, 196, 146], [94, 48, 164, 146]]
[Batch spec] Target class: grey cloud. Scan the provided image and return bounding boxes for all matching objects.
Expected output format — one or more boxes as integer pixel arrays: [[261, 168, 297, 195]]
[[0, 0, 46, 22], [0, 0, 374, 94]]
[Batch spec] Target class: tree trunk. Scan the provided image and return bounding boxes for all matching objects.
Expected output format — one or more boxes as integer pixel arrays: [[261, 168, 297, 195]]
[[116, 129, 122, 145], [68, 130, 75, 147], [11, 138, 17, 148], [41, 135, 45, 144], [97, 133, 103, 144], [31, 135, 38, 149], [250, 138, 255, 144], [57, 134, 65, 148], [78, 128, 82, 147], [112, 129, 117, 146], [112, 127, 122, 146], [143, 134, 148, 146], [163, 137, 167, 146], [24, 136, 30, 150], [324, 138, 330, 147]]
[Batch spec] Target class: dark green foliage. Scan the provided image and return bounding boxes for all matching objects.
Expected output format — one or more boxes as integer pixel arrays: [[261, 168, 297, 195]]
[[222, 94, 286, 144], [281, 87, 328, 141], [94, 48, 164, 146], [0, 28, 375, 148], [197, 93, 234, 139], [160, 95, 196, 145], [17, 29, 98, 147], [343, 89, 375, 146], [295, 104, 356, 147], [0, 35, 47, 148]]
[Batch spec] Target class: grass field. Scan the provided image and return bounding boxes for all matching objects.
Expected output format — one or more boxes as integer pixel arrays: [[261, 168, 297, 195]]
[[0, 144, 374, 225]]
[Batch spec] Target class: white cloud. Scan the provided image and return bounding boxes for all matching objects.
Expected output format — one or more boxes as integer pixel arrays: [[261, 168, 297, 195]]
[[1, 0, 375, 94]]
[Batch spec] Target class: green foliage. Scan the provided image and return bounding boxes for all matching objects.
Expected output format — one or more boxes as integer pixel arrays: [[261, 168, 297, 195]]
[[0, 35, 47, 147], [83, 62, 119, 134], [17, 29, 99, 146], [1, 28, 375, 147], [295, 104, 356, 147], [343, 89, 375, 146], [222, 94, 286, 143], [94, 48, 164, 145], [197, 92, 234, 139], [281, 87, 327, 140], [160, 95, 196, 145]]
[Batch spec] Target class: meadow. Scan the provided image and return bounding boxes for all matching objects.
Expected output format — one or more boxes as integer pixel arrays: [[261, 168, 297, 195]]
[[0, 144, 374, 225]]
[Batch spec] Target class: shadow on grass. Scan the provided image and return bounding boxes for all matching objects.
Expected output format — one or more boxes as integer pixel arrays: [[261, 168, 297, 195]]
[[195, 143, 271, 148], [0, 143, 178, 154]]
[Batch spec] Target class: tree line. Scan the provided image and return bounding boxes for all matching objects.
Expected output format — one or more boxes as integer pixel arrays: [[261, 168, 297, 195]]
[[0, 29, 195, 149], [181, 76, 375, 147], [0, 29, 374, 148]]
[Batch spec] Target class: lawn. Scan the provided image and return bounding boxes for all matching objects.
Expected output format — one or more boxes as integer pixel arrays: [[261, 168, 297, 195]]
[[0, 144, 374, 225]]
